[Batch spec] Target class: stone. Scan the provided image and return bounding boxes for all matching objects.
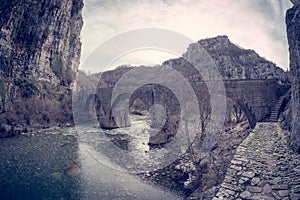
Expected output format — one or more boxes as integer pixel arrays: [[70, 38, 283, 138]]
[[224, 176, 234, 183], [240, 190, 251, 199], [259, 195, 275, 200], [272, 184, 289, 190], [242, 171, 255, 178], [230, 165, 242, 171], [251, 177, 261, 186], [269, 177, 281, 185], [258, 180, 266, 187], [231, 159, 243, 166], [221, 183, 240, 192], [239, 179, 245, 185], [247, 186, 263, 193], [226, 189, 236, 196], [236, 171, 243, 176], [263, 184, 272, 194], [277, 190, 289, 197], [65, 165, 81, 176], [235, 157, 249, 163], [272, 191, 282, 200], [219, 188, 230, 198]]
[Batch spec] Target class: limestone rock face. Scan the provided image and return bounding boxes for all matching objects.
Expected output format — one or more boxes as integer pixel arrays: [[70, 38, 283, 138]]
[[0, 0, 83, 86], [286, 4, 300, 152], [0, 0, 83, 136]]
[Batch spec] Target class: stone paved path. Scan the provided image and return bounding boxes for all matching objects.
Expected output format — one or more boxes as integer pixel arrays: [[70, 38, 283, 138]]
[[213, 122, 300, 200]]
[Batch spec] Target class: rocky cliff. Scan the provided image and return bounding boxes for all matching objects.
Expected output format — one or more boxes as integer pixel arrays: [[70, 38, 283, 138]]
[[286, 2, 300, 152], [0, 0, 83, 137], [164, 36, 289, 83]]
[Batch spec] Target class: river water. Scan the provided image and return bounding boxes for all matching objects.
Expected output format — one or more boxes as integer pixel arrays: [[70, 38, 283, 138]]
[[0, 116, 184, 200]]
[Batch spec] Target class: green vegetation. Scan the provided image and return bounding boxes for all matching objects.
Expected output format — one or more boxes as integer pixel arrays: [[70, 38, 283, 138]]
[[51, 53, 64, 79], [51, 53, 75, 86], [14, 78, 39, 98]]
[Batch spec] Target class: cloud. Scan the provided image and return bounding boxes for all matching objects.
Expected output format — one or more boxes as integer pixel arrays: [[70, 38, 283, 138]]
[[81, 0, 293, 72]]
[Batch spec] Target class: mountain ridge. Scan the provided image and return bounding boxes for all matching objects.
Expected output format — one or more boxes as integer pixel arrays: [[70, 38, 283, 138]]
[[161, 35, 289, 83]]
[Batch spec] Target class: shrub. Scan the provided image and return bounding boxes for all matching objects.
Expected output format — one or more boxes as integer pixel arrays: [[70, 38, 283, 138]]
[[14, 78, 39, 98], [51, 53, 65, 82]]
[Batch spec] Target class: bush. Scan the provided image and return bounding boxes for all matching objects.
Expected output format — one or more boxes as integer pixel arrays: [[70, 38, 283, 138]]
[[14, 78, 39, 98]]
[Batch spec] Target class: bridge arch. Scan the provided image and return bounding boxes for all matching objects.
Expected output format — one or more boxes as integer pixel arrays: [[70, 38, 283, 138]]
[[236, 100, 256, 129], [128, 84, 181, 147], [225, 97, 256, 129]]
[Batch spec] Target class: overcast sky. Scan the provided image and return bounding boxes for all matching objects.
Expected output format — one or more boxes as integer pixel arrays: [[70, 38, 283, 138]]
[[80, 0, 293, 73]]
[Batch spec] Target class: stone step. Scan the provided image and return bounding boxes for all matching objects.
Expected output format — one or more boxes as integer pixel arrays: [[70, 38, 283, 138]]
[[270, 111, 279, 115], [266, 93, 290, 122], [269, 118, 278, 122]]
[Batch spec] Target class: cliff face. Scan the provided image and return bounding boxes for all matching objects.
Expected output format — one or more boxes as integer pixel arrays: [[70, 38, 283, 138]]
[[0, 0, 83, 136], [286, 3, 300, 152]]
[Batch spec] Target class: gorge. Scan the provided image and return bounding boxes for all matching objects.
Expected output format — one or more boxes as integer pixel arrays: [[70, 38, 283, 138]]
[[0, 0, 300, 200]]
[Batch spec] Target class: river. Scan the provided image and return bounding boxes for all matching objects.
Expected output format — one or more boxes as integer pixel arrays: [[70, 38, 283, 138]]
[[0, 116, 184, 200]]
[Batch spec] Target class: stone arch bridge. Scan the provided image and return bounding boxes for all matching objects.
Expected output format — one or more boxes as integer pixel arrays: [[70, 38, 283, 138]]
[[87, 79, 290, 133]]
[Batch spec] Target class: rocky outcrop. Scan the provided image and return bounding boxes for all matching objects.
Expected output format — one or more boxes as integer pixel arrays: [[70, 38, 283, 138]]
[[164, 36, 289, 83], [0, 0, 83, 136], [286, 3, 300, 152]]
